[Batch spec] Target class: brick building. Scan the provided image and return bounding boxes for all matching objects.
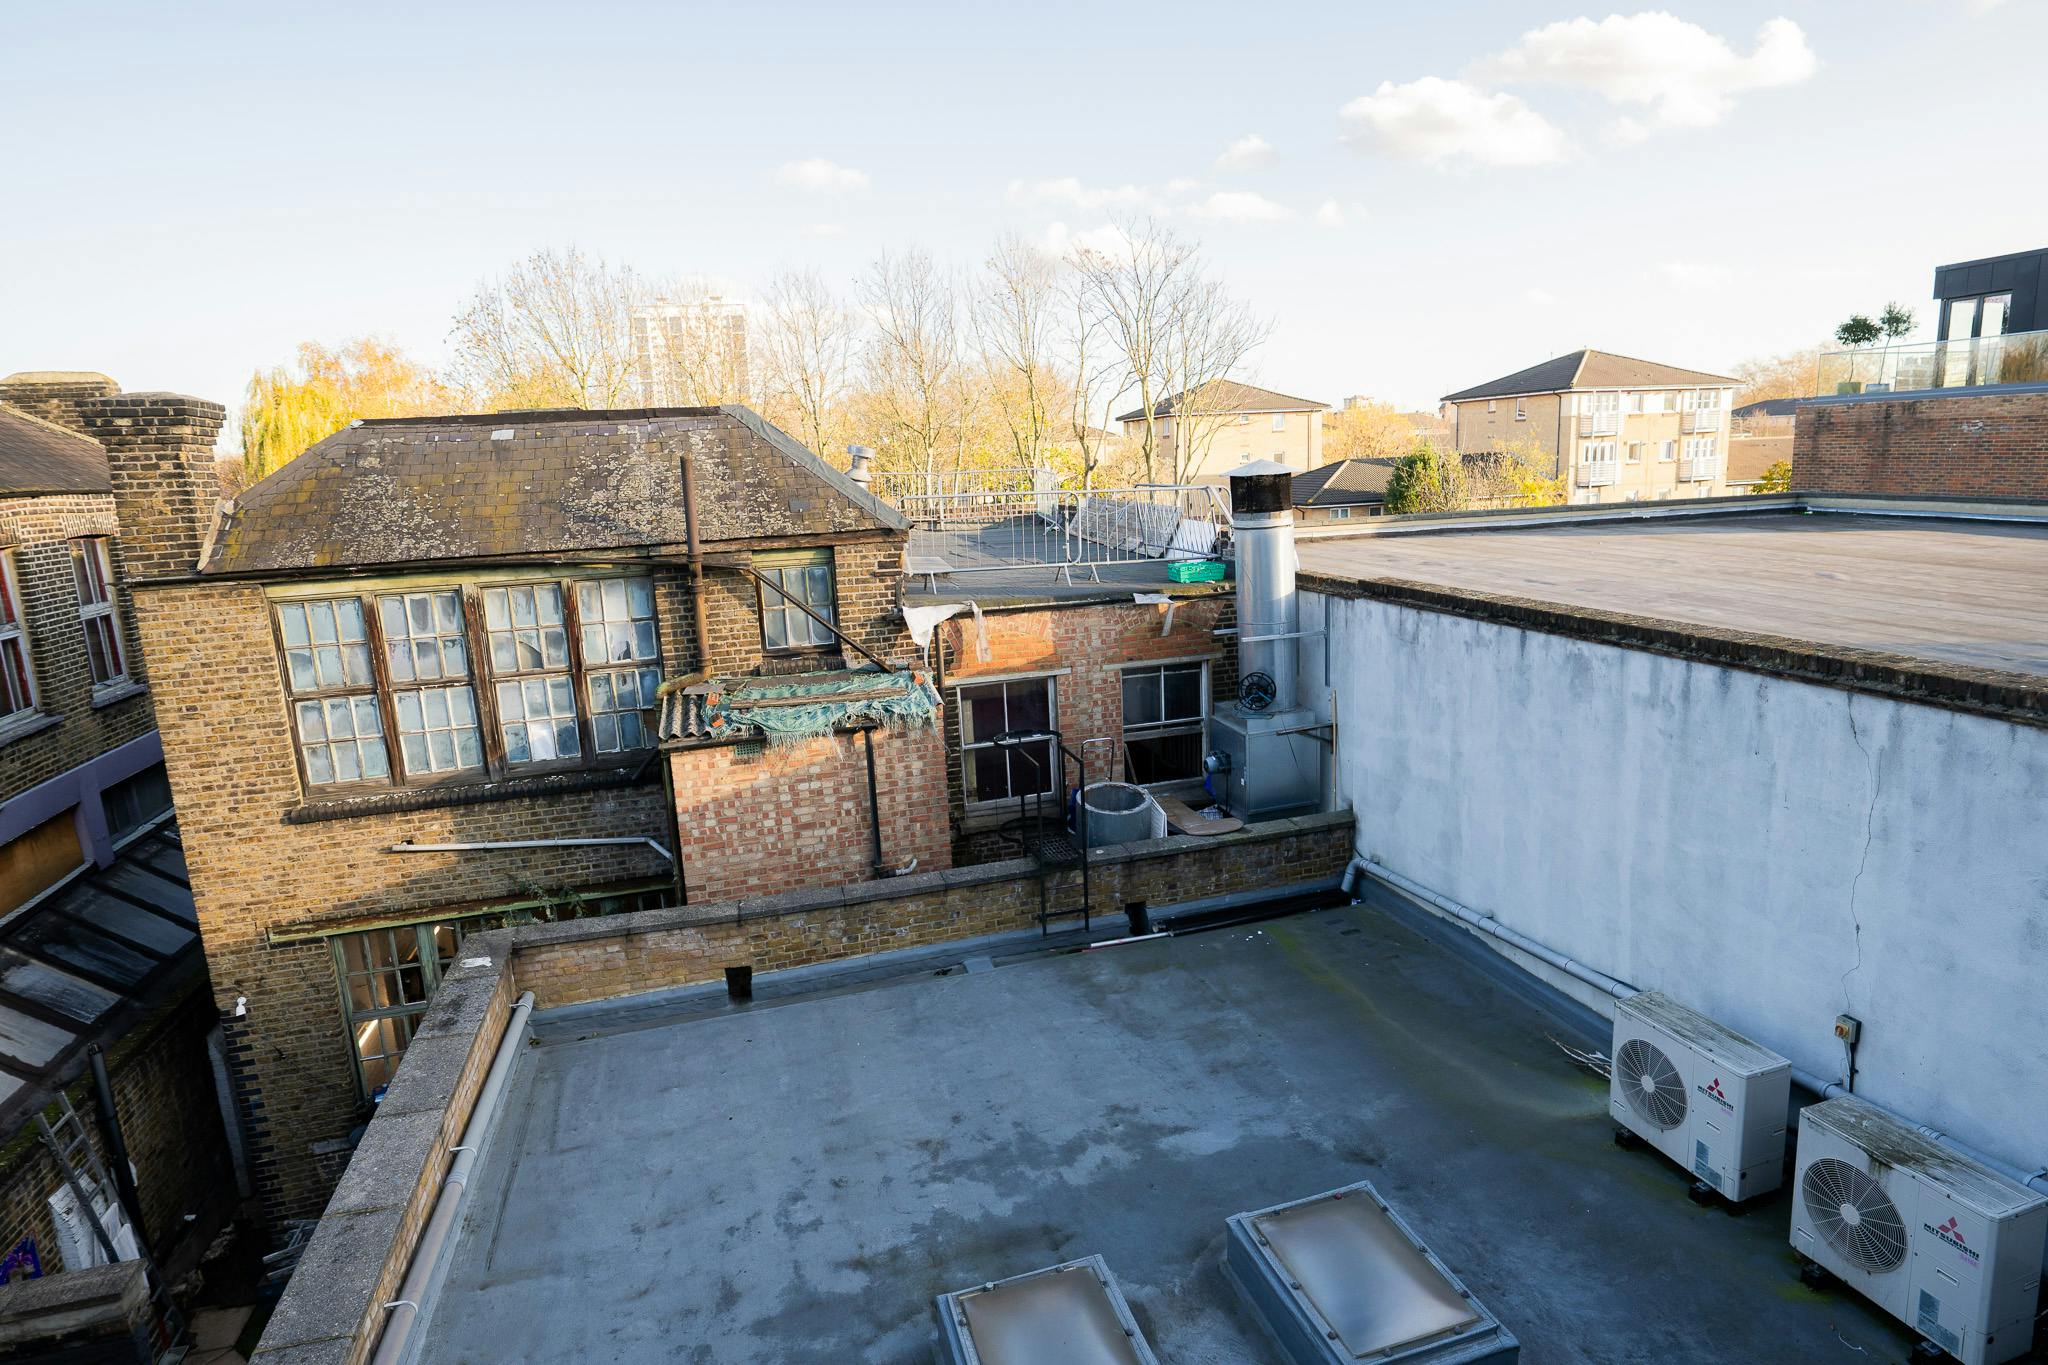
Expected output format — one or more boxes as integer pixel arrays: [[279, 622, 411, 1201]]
[[119, 403, 953, 1219], [0, 373, 235, 1294]]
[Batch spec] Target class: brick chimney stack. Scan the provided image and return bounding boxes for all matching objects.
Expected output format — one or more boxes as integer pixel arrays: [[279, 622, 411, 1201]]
[[79, 392, 229, 582], [0, 371, 120, 433]]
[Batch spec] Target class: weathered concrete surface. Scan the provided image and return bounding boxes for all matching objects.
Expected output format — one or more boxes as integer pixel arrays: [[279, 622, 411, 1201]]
[[1307, 586, 2048, 1175], [414, 905, 1916, 1363]]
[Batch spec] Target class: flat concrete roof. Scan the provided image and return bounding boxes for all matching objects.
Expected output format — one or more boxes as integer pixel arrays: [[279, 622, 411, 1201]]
[[1298, 511, 2048, 678], [414, 904, 1918, 1363]]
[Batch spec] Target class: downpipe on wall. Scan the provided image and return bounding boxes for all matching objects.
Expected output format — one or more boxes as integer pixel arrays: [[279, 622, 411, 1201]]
[[369, 989, 535, 1365], [1343, 855, 2048, 1204]]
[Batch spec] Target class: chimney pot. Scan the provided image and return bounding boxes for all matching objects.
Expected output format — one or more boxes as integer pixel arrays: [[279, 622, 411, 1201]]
[[80, 392, 228, 583]]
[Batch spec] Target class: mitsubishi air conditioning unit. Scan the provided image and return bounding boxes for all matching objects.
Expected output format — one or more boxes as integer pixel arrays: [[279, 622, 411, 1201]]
[[1793, 1097, 2048, 1365], [1609, 990, 1791, 1202]]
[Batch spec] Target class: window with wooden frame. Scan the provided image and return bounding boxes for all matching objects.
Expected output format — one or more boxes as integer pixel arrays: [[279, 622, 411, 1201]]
[[1120, 662, 1207, 787], [482, 583, 577, 766], [278, 597, 390, 787], [68, 538, 126, 687], [332, 922, 462, 1097], [0, 551, 37, 724], [756, 550, 837, 652], [957, 676, 1057, 806], [273, 573, 661, 797]]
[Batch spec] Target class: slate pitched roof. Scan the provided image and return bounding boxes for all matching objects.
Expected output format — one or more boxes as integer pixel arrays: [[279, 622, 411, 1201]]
[[204, 405, 905, 576], [1115, 380, 1328, 423], [1441, 350, 1738, 404], [1291, 459, 1398, 506], [0, 403, 111, 497]]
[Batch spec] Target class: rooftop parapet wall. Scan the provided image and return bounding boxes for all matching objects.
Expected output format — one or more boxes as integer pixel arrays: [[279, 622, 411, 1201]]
[[247, 810, 1353, 1363], [1794, 385, 2048, 500], [513, 810, 1355, 1008]]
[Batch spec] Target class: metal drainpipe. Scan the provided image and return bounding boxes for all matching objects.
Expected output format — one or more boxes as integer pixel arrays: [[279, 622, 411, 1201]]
[[369, 990, 535, 1365], [861, 727, 885, 874], [86, 1045, 150, 1258], [680, 454, 712, 673], [1346, 856, 2048, 1201]]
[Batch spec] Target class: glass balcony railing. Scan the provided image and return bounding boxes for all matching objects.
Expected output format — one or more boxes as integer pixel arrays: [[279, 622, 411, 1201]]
[[1815, 328, 2048, 396]]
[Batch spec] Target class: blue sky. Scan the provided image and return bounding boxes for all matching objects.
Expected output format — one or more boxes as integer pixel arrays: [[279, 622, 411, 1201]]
[[4, 1, 2044, 422]]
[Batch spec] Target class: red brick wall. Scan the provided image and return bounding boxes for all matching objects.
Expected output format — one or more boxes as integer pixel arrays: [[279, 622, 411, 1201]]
[[671, 722, 951, 904], [935, 593, 1234, 859], [1794, 389, 2048, 499]]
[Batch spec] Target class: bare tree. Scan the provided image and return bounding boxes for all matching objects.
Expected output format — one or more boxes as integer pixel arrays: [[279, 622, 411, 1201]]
[[757, 269, 855, 459], [1067, 218, 1268, 483], [1156, 274, 1269, 483], [448, 247, 641, 409], [973, 234, 1062, 471], [1062, 270, 1123, 489], [860, 248, 962, 494], [1067, 219, 1184, 482]]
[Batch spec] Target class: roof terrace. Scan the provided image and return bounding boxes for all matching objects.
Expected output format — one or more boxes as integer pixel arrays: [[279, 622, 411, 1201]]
[[403, 900, 1920, 1363]]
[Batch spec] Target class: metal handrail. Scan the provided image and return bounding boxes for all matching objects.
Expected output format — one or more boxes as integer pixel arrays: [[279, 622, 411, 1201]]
[[899, 484, 1233, 578]]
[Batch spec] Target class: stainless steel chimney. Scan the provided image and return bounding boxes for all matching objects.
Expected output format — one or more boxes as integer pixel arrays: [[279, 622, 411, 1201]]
[[1226, 460, 1298, 716], [1205, 460, 1322, 820], [846, 444, 876, 488]]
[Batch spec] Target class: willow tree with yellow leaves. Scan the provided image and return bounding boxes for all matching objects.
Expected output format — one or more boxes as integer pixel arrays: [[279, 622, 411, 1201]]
[[239, 339, 452, 484]]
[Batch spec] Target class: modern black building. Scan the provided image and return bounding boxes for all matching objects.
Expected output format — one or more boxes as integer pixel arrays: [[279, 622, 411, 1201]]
[[1931, 247, 2045, 342]]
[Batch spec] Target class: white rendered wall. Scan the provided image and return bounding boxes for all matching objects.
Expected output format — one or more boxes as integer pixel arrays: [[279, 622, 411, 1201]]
[[1310, 590, 2048, 1174]]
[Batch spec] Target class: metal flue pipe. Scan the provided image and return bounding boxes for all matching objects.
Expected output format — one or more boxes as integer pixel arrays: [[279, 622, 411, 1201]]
[[1224, 461, 1300, 714]]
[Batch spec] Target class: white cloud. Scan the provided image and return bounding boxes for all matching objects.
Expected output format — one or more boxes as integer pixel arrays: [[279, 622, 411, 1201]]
[[776, 158, 869, 192], [800, 223, 845, 239], [1341, 76, 1572, 168], [1479, 14, 1817, 135], [1189, 190, 1294, 223], [1215, 133, 1276, 171], [1007, 177, 1155, 211], [1041, 221, 1131, 259], [1313, 199, 1369, 228]]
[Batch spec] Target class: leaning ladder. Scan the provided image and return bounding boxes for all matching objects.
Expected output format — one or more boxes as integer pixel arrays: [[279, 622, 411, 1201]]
[[36, 1094, 188, 1363]]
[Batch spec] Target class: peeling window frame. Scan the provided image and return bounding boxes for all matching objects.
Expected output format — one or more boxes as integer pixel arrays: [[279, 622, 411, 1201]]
[[270, 570, 663, 800]]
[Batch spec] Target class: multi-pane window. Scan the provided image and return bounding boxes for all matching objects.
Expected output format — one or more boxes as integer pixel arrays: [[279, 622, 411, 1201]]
[[278, 597, 389, 786], [487, 584, 578, 765], [1659, 440, 1677, 462], [756, 552, 837, 651], [1121, 663, 1206, 786], [958, 677, 1056, 805], [1626, 442, 1645, 464], [69, 538, 126, 687], [381, 590, 483, 776], [274, 574, 661, 795], [332, 923, 463, 1096], [577, 578, 660, 753], [0, 552, 37, 722]]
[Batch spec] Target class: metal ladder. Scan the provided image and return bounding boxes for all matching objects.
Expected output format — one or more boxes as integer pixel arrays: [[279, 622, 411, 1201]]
[[37, 1094, 188, 1363]]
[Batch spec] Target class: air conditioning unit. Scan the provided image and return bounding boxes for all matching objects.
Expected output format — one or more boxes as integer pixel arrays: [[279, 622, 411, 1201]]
[[1793, 1097, 2048, 1365], [1609, 990, 1791, 1201]]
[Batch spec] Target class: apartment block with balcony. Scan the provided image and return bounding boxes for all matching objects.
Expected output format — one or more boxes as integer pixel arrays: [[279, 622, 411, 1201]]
[[1442, 349, 1738, 505], [1116, 381, 1328, 482]]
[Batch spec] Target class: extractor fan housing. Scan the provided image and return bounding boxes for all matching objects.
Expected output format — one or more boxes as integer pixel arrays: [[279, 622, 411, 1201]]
[[1608, 990, 1791, 1201]]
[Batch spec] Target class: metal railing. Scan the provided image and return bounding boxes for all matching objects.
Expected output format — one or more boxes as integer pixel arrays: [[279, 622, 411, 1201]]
[[1815, 327, 2048, 396], [899, 484, 1232, 580], [1575, 460, 1618, 488], [1681, 408, 1721, 433], [1579, 409, 1620, 436], [1679, 457, 1717, 483], [870, 467, 1049, 504]]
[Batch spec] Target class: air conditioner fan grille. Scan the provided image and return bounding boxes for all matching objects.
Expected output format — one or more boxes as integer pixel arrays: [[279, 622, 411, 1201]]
[[1616, 1037, 1687, 1129], [1801, 1157, 1907, 1273]]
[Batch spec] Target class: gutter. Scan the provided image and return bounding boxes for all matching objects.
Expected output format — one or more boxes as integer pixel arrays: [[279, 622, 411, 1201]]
[[369, 990, 535, 1365], [1345, 856, 2048, 1201]]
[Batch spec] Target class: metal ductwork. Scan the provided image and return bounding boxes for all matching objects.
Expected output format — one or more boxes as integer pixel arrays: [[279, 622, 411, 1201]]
[[1205, 461, 1323, 820]]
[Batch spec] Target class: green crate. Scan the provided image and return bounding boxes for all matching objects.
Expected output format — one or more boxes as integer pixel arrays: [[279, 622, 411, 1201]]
[[1165, 559, 1227, 583]]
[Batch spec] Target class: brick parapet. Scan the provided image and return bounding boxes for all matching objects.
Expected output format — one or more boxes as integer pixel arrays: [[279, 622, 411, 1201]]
[[1793, 387, 2048, 500], [79, 392, 227, 585]]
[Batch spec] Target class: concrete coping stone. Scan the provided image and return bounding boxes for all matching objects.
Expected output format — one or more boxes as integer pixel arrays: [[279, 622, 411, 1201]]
[[372, 1030, 476, 1121], [248, 1341, 356, 1365], [0, 1259, 147, 1334], [319, 1107, 444, 1219], [250, 1205, 405, 1355]]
